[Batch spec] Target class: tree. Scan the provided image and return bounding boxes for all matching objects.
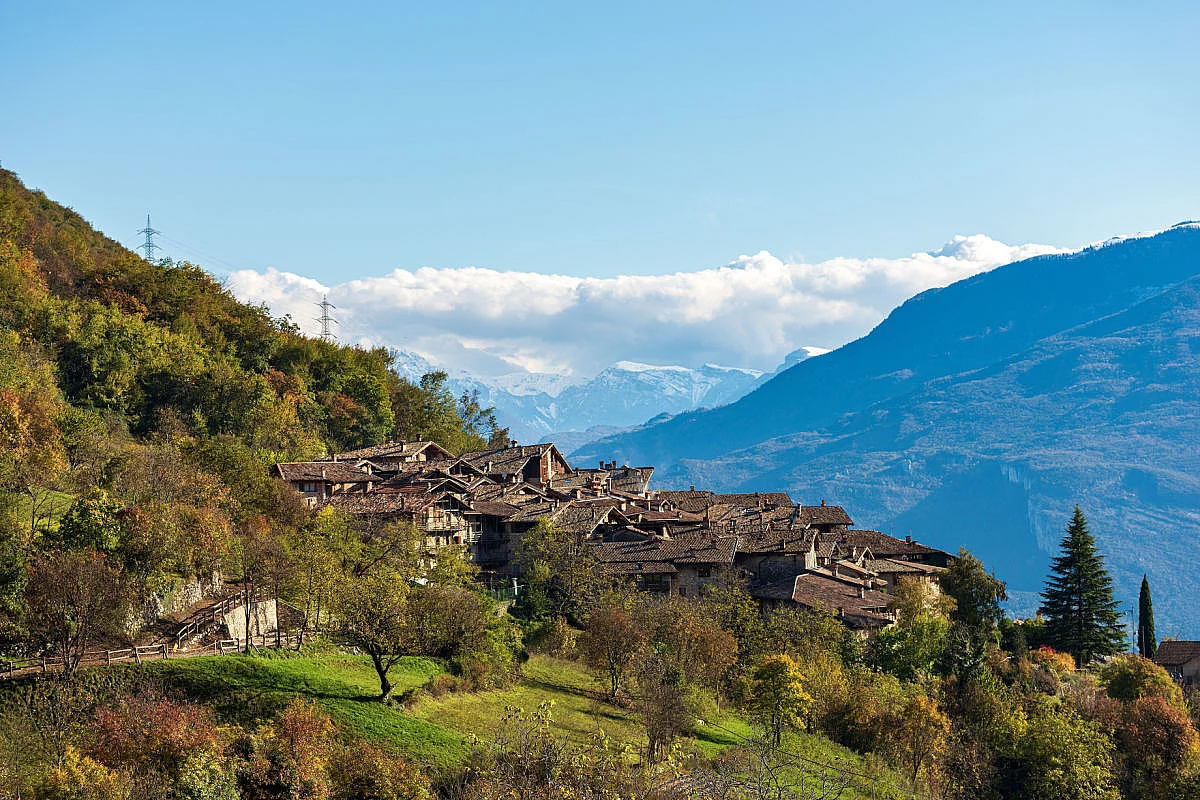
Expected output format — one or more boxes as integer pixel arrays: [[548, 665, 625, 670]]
[[580, 595, 646, 699], [942, 548, 1007, 633], [226, 516, 289, 652], [1038, 507, 1125, 666], [634, 654, 693, 762], [870, 617, 948, 680], [24, 549, 127, 679], [1117, 696, 1200, 798], [887, 694, 950, 789], [747, 654, 813, 749], [53, 488, 124, 554], [513, 519, 603, 624], [1100, 654, 1184, 708], [888, 575, 955, 627], [332, 570, 411, 701], [1138, 574, 1157, 660], [1018, 704, 1119, 800]]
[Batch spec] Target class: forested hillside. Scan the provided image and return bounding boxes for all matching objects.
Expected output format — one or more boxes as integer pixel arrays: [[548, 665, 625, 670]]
[[0, 167, 506, 637]]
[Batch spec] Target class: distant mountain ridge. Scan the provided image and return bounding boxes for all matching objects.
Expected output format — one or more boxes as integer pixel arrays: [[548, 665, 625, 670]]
[[392, 352, 771, 447], [577, 223, 1200, 635]]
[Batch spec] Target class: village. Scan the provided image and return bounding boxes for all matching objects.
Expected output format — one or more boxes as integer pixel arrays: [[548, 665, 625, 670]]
[[276, 440, 954, 634]]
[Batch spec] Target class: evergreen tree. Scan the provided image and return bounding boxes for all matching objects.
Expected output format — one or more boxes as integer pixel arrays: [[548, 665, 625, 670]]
[[1137, 574, 1157, 659], [1039, 507, 1125, 665]]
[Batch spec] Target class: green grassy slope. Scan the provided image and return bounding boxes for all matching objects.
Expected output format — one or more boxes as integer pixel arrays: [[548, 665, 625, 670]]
[[118, 650, 916, 797]]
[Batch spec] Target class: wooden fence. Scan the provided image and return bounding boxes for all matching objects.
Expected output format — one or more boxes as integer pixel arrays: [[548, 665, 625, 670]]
[[0, 629, 306, 680], [215, 629, 303, 654], [170, 593, 244, 646], [0, 643, 169, 678]]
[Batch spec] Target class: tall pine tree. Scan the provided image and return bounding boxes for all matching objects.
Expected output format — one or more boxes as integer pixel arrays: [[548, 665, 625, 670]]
[[1039, 507, 1125, 665], [1137, 574, 1157, 659]]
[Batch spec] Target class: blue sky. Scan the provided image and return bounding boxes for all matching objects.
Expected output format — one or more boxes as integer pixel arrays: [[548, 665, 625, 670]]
[[3, 2, 1198, 374]]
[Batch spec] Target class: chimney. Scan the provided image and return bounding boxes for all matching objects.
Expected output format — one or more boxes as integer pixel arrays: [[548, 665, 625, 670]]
[[599, 461, 605, 469], [689, 485, 695, 492], [821, 499, 826, 506], [858, 584, 866, 599], [321, 468, 327, 480], [905, 535, 912, 544]]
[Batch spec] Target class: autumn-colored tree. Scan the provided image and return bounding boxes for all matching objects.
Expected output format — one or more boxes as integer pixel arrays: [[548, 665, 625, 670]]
[[638, 595, 738, 695], [760, 606, 856, 665], [38, 746, 129, 800], [1101, 654, 1185, 709], [579, 594, 646, 699], [327, 740, 430, 800], [403, 583, 519, 688], [889, 575, 956, 625], [747, 654, 813, 748], [54, 488, 124, 554], [1030, 645, 1076, 674], [24, 549, 127, 679], [1118, 696, 1200, 798], [92, 695, 221, 778], [332, 569, 411, 701], [886, 694, 950, 788], [426, 543, 478, 588], [244, 698, 337, 800]]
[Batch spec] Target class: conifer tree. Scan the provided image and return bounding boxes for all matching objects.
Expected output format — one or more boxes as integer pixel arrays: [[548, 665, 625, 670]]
[[1137, 574, 1157, 660], [1039, 507, 1125, 665]]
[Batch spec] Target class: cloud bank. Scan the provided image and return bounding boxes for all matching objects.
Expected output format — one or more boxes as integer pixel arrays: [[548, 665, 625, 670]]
[[225, 235, 1064, 377]]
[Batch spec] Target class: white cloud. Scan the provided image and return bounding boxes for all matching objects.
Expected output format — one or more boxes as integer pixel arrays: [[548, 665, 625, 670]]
[[224, 235, 1064, 377]]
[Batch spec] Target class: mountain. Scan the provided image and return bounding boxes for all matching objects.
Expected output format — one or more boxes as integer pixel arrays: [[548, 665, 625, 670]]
[[392, 352, 765, 448], [578, 223, 1200, 635]]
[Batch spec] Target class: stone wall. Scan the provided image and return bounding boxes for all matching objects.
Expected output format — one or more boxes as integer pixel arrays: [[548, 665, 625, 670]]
[[223, 600, 278, 641]]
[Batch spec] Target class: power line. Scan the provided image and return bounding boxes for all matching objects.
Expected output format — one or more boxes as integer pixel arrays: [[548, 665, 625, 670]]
[[316, 295, 338, 340], [137, 214, 161, 263]]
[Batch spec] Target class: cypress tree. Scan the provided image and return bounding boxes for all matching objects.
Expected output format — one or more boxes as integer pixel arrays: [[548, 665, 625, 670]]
[[1039, 506, 1125, 665], [1137, 574, 1157, 659]]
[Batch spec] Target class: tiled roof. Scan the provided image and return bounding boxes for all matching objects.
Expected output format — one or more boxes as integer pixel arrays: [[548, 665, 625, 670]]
[[605, 560, 679, 576], [276, 462, 382, 483], [469, 501, 521, 519], [790, 572, 892, 617], [840, 530, 944, 559], [735, 531, 816, 555], [461, 444, 569, 477], [865, 558, 924, 574], [657, 490, 717, 514], [797, 504, 853, 527], [595, 533, 737, 573], [328, 440, 452, 462], [327, 487, 444, 515], [714, 492, 795, 509], [1155, 640, 1200, 667], [610, 467, 654, 495]]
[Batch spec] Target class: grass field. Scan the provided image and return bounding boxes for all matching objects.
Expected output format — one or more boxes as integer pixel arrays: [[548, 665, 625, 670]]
[[126, 649, 917, 796]]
